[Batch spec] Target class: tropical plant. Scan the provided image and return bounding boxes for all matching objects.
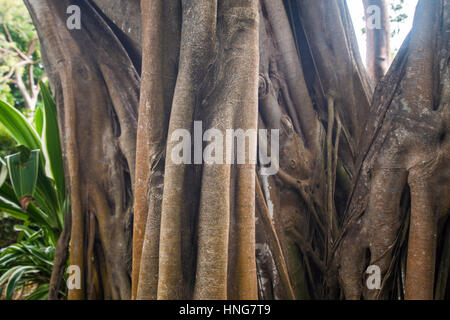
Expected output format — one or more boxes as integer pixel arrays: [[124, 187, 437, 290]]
[[0, 81, 67, 299], [0, 225, 55, 300], [0, 124, 16, 158], [0, 213, 18, 248]]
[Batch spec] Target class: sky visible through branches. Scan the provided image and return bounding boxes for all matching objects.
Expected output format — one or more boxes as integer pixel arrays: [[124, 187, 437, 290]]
[[348, 0, 419, 65]]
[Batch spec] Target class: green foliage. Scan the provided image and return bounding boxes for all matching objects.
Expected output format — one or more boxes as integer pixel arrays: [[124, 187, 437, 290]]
[[390, 0, 408, 37], [39, 81, 65, 203], [0, 214, 18, 248], [0, 83, 67, 299], [6, 149, 40, 200], [0, 225, 58, 300], [0, 0, 37, 48], [0, 124, 16, 158], [0, 100, 41, 150], [0, 0, 45, 110], [360, 0, 410, 38]]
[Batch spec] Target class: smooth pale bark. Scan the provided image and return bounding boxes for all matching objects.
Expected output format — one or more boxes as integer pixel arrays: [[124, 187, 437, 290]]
[[134, 0, 260, 300], [363, 0, 391, 83], [132, 0, 180, 300]]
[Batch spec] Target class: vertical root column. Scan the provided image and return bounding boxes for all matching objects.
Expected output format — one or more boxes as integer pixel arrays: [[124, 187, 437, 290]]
[[405, 179, 438, 299]]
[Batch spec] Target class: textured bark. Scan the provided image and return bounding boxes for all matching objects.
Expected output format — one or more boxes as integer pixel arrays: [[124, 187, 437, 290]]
[[48, 211, 71, 300], [23, 0, 449, 300], [334, 0, 449, 300], [255, 0, 373, 299], [131, 0, 179, 300], [134, 0, 260, 300], [25, 0, 140, 299]]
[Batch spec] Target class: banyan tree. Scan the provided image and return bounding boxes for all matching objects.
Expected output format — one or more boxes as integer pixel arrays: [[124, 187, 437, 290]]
[[23, 0, 449, 300]]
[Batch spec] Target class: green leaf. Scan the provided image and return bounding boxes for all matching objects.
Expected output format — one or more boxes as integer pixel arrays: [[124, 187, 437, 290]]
[[22, 244, 54, 266], [0, 158, 7, 188], [0, 252, 21, 267], [6, 149, 40, 200], [25, 283, 49, 300], [0, 194, 28, 221], [0, 265, 20, 286], [34, 167, 60, 225], [0, 184, 57, 234], [39, 81, 65, 204], [33, 105, 44, 137], [5, 266, 39, 300], [0, 100, 41, 150], [13, 224, 40, 240]]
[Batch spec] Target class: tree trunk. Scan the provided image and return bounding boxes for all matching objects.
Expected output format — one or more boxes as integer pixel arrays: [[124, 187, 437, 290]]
[[363, 0, 391, 84], [335, 0, 449, 300], [25, 0, 140, 299], [24, 0, 449, 300]]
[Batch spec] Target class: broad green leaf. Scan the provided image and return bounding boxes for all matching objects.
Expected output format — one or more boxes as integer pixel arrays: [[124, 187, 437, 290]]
[[0, 87, 66, 300], [0, 265, 21, 286], [27, 202, 58, 242], [39, 81, 65, 204], [0, 100, 41, 150], [5, 266, 39, 300], [0, 252, 21, 267], [34, 167, 61, 228], [33, 104, 44, 137], [23, 247, 53, 266], [0, 184, 57, 236], [0, 194, 28, 221], [6, 149, 40, 200]]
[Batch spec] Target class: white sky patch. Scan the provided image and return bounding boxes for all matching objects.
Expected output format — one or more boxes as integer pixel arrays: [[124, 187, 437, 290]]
[[347, 0, 419, 65], [261, 174, 274, 220]]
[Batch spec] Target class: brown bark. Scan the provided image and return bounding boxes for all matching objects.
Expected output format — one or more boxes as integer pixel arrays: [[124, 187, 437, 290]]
[[25, 0, 140, 299], [23, 0, 449, 300], [131, 0, 179, 300], [363, 0, 391, 83], [334, 0, 449, 300], [48, 211, 71, 300], [134, 0, 260, 300]]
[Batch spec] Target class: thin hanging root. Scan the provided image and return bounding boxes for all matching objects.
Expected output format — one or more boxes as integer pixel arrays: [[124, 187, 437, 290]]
[[286, 225, 326, 273], [48, 211, 72, 300], [280, 83, 302, 135], [303, 255, 316, 298], [435, 221, 450, 299], [340, 121, 356, 160], [86, 211, 99, 299], [256, 176, 296, 300], [326, 94, 335, 245], [277, 168, 326, 236], [333, 113, 342, 197]]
